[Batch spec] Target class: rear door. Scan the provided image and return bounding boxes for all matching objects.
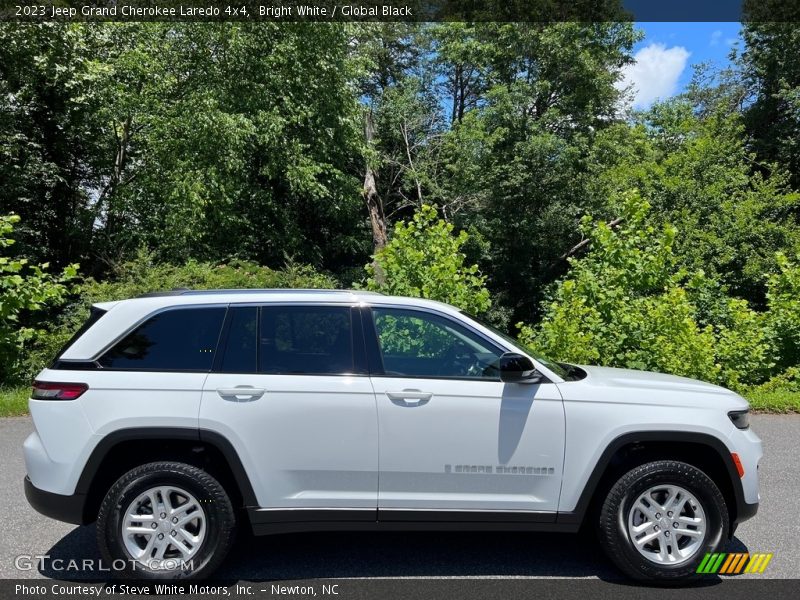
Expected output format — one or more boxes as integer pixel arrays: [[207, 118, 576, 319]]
[[365, 306, 565, 515], [200, 304, 379, 517]]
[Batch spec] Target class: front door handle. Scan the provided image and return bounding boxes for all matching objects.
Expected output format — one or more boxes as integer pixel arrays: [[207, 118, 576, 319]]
[[217, 386, 266, 402], [386, 389, 432, 406]]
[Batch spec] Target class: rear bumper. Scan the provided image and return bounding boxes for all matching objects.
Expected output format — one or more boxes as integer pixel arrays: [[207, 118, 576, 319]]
[[24, 476, 88, 525]]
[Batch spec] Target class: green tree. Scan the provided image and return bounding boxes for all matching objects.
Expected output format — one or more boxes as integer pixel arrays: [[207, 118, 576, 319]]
[[437, 22, 639, 323], [1, 23, 368, 277], [0, 24, 105, 268], [364, 205, 490, 314], [740, 18, 800, 187], [588, 101, 800, 307]]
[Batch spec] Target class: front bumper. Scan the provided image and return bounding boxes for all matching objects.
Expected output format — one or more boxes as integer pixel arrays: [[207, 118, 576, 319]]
[[24, 476, 88, 525], [736, 500, 759, 523]]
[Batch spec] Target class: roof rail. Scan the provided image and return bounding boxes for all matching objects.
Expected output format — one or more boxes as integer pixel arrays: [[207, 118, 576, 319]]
[[135, 288, 383, 298]]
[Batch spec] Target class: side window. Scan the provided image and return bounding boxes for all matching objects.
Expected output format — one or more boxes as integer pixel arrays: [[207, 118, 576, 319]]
[[99, 307, 226, 371], [371, 308, 503, 379], [259, 306, 354, 375]]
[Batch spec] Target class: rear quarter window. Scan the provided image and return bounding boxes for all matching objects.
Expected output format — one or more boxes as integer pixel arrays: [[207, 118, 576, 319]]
[[98, 306, 226, 371]]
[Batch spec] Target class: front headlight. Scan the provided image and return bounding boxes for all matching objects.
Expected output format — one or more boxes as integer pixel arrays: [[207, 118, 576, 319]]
[[728, 409, 750, 430]]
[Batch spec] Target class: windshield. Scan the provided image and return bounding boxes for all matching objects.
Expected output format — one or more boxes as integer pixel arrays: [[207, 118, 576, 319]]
[[459, 311, 569, 380]]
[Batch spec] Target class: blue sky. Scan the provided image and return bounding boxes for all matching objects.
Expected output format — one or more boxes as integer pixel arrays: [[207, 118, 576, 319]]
[[618, 22, 742, 109]]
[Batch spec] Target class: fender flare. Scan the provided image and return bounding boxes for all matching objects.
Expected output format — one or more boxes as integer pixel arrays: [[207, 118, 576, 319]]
[[556, 430, 749, 525], [75, 427, 258, 507]]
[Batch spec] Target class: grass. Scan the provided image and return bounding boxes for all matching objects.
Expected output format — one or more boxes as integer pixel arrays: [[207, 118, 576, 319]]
[[745, 389, 800, 413], [0, 385, 30, 417]]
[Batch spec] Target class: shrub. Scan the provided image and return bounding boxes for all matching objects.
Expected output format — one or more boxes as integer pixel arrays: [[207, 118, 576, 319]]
[[766, 253, 800, 372], [364, 204, 491, 315], [0, 215, 78, 384], [518, 193, 777, 389]]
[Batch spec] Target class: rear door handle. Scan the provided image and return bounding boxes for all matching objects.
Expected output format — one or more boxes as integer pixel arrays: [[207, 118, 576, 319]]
[[217, 386, 266, 402], [386, 389, 432, 406]]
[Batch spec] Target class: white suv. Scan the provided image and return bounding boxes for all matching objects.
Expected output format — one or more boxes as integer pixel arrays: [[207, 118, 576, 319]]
[[23, 289, 761, 582]]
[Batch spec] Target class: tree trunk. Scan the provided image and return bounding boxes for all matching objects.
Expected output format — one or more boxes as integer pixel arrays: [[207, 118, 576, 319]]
[[362, 109, 388, 284]]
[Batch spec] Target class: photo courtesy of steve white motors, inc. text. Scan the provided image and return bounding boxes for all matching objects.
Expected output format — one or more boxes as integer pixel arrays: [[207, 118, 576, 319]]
[[14, 583, 340, 596]]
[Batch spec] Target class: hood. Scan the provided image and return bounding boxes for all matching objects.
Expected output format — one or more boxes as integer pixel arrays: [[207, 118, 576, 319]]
[[561, 364, 750, 411], [577, 364, 741, 398]]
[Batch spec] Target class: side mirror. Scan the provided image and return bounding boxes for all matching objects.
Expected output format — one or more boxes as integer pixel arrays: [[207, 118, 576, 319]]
[[499, 352, 540, 383]]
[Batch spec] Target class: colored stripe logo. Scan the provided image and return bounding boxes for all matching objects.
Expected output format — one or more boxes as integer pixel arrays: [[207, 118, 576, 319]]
[[696, 552, 773, 574]]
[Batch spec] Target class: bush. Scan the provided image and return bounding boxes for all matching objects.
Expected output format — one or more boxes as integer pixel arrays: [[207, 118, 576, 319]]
[[20, 251, 338, 381], [0, 215, 78, 384], [518, 193, 779, 390], [364, 205, 491, 315], [766, 253, 800, 372]]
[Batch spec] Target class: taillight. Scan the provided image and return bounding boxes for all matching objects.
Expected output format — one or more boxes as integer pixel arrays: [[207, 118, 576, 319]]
[[31, 381, 88, 400]]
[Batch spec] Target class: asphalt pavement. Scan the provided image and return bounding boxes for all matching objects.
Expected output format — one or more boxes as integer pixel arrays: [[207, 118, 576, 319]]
[[1, 414, 797, 582]]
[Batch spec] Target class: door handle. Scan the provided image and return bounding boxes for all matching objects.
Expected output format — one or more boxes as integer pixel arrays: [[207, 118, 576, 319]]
[[386, 389, 432, 406], [217, 386, 266, 402]]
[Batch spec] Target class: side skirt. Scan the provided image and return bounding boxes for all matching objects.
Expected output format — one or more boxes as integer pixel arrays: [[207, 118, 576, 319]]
[[247, 508, 581, 536]]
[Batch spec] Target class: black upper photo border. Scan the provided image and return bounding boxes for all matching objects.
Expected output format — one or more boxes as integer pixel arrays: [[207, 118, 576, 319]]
[[1, 0, 799, 23]]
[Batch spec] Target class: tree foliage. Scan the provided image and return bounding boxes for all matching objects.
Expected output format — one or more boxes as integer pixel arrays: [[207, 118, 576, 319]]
[[518, 195, 791, 390], [0, 215, 77, 382], [365, 205, 490, 315], [2, 21, 800, 391]]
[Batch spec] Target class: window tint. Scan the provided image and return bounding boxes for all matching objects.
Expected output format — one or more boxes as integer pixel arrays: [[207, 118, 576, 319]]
[[99, 307, 226, 371], [218, 306, 258, 373], [259, 306, 354, 375], [372, 308, 502, 379]]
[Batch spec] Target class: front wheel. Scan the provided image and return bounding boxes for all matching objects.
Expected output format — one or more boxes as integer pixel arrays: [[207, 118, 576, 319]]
[[599, 460, 729, 583], [97, 461, 236, 579]]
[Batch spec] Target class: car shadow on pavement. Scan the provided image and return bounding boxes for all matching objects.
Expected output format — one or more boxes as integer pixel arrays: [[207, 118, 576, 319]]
[[37, 524, 750, 582]]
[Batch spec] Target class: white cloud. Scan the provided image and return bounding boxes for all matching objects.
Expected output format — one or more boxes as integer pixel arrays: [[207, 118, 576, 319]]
[[617, 43, 691, 109], [710, 30, 722, 46]]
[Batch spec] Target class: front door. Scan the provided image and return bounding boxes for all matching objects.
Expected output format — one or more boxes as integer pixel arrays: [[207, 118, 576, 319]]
[[200, 304, 378, 513], [365, 306, 565, 515]]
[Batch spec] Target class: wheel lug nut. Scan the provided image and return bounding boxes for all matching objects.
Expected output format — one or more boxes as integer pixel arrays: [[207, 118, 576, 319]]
[[654, 525, 660, 531], [655, 513, 661, 519], [667, 511, 673, 517], [665, 531, 670, 537], [674, 522, 679, 528], [160, 512, 166, 519], [157, 533, 164, 540], [172, 517, 178, 523], [171, 530, 177, 537], [151, 523, 158, 529]]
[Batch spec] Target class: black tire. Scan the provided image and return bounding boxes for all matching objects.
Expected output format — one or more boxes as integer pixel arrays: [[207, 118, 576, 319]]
[[598, 460, 729, 583], [97, 461, 236, 580]]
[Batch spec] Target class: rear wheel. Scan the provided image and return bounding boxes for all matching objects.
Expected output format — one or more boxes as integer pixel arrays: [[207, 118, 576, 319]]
[[97, 461, 235, 579], [599, 460, 729, 583]]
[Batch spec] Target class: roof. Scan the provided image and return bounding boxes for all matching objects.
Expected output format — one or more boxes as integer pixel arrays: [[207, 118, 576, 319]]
[[100, 289, 455, 313], [136, 288, 384, 298]]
